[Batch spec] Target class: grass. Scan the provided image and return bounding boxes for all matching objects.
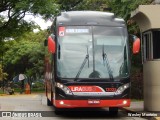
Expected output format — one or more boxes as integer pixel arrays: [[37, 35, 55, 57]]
[[13, 88, 45, 93], [31, 88, 45, 93], [0, 89, 4, 94]]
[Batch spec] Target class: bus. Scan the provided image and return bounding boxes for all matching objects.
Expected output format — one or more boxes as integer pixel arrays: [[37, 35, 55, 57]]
[[44, 11, 140, 114]]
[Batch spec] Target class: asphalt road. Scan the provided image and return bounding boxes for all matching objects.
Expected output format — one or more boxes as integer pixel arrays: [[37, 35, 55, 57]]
[[0, 93, 147, 120]]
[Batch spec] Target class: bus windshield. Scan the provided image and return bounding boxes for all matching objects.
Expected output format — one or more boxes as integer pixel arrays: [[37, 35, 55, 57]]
[[57, 26, 129, 79]]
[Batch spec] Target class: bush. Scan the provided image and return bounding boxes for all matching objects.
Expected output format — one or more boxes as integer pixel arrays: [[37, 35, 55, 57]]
[[31, 81, 45, 92], [130, 67, 143, 100], [32, 81, 44, 89]]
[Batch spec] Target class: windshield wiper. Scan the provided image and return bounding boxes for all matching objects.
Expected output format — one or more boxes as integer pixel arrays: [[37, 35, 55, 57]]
[[102, 45, 114, 81], [74, 47, 89, 81]]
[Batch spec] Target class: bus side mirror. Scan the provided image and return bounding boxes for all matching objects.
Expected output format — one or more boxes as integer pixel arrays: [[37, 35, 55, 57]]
[[48, 36, 56, 54], [133, 37, 140, 54], [130, 35, 140, 54]]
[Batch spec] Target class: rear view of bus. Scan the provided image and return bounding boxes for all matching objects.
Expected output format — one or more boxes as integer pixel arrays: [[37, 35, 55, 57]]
[[45, 11, 140, 115]]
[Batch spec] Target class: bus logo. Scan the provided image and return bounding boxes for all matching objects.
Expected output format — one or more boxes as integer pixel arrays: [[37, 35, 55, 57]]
[[68, 86, 104, 92]]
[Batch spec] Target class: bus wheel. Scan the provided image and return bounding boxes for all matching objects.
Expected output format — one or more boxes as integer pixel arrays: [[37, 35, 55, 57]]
[[47, 98, 53, 106], [109, 107, 118, 116], [54, 107, 63, 115]]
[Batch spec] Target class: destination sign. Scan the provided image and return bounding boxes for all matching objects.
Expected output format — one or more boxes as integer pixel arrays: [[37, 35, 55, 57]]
[[66, 29, 89, 33]]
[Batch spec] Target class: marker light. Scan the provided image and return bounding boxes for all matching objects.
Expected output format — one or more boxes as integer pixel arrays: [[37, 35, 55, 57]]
[[123, 100, 127, 105], [60, 101, 64, 105]]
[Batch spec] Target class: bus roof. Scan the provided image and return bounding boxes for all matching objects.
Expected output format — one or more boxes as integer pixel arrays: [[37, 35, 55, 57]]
[[56, 11, 126, 27]]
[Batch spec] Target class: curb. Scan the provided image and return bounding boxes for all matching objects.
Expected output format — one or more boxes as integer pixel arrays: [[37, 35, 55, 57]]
[[120, 107, 137, 113]]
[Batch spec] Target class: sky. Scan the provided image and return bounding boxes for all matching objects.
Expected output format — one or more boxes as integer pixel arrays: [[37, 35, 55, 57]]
[[24, 14, 52, 32], [0, 11, 52, 32]]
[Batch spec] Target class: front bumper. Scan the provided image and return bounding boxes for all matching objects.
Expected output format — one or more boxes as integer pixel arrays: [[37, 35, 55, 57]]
[[54, 99, 130, 108]]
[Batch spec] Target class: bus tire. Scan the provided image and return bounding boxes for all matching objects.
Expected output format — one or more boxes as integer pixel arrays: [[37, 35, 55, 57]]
[[54, 107, 63, 115], [109, 107, 118, 116]]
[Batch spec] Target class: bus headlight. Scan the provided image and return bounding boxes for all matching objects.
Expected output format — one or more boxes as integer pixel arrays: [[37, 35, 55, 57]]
[[56, 82, 72, 95], [115, 83, 130, 95]]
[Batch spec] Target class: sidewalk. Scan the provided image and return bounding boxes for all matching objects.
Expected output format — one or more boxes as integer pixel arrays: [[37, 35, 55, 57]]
[[123, 101, 144, 112], [121, 101, 160, 120]]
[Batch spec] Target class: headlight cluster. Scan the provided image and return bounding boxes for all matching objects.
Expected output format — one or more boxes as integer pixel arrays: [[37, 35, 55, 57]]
[[115, 83, 130, 95], [56, 82, 72, 95]]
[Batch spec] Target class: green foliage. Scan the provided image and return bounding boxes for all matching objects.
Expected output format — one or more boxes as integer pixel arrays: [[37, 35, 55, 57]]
[[74, 0, 107, 11], [55, 0, 107, 11], [107, 0, 150, 35], [130, 66, 143, 99], [3, 30, 47, 81], [0, 64, 8, 81], [32, 81, 44, 89], [0, 89, 3, 94], [56, 0, 82, 11], [107, 0, 149, 20], [0, 0, 59, 41]]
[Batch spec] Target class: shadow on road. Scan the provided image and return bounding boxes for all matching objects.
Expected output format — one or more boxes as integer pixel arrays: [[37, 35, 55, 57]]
[[53, 108, 123, 119]]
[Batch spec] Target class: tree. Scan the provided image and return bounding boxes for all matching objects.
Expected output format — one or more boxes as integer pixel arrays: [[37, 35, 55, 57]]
[[56, 0, 82, 11], [0, 64, 8, 81], [0, 0, 59, 41], [106, 0, 151, 34], [3, 30, 47, 82], [0, 64, 8, 90], [107, 0, 150, 19], [56, 0, 107, 11], [75, 0, 107, 11]]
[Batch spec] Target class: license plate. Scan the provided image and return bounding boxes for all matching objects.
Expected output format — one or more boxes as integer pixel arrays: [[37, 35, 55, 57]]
[[88, 99, 100, 104]]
